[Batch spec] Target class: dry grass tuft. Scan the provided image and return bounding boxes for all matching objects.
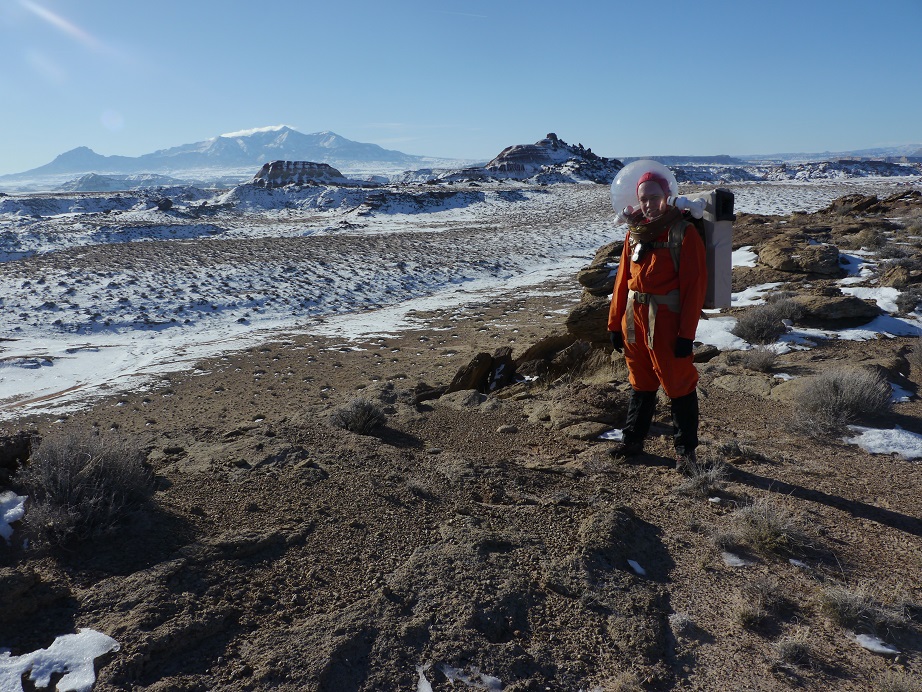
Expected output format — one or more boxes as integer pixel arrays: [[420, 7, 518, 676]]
[[820, 582, 910, 635], [772, 629, 814, 667], [330, 398, 386, 434], [15, 428, 153, 546], [741, 346, 779, 373], [792, 367, 891, 435], [730, 497, 810, 556], [876, 670, 922, 692], [674, 456, 727, 499], [733, 576, 789, 629]]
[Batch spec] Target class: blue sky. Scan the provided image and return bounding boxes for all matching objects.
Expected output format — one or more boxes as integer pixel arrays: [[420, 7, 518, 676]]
[[1, 0, 920, 175]]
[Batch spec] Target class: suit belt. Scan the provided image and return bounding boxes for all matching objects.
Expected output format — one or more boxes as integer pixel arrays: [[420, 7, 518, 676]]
[[625, 289, 680, 349]]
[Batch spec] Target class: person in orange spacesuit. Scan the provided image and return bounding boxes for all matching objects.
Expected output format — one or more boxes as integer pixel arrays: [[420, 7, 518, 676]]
[[607, 171, 707, 471]]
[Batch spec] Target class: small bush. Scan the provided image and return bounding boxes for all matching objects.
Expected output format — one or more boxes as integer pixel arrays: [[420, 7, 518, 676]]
[[772, 630, 814, 667], [792, 367, 892, 435], [854, 227, 888, 250], [820, 582, 909, 634], [330, 398, 386, 434], [731, 497, 809, 556], [876, 670, 922, 692], [765, 295, 804, 321], [16, 429, 153, 546], [674, 456, 726, 498], [896, 288, 922, 316], [741, 346, 778, 373], [734, 576, 790, 630], [731, 304, 788, 344]]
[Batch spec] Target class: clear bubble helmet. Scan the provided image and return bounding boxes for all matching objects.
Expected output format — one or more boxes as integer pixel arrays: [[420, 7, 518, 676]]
[[610, 160, 678, 222]]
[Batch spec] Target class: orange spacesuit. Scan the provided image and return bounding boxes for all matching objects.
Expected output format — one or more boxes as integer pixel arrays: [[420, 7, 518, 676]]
[[608, 172, 708, 468]]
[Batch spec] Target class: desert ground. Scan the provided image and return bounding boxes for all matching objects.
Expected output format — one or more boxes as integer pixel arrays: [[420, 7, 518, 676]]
[[1, 180, 921, 691]]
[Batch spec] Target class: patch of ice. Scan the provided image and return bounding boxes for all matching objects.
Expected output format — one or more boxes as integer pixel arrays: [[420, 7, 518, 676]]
[[890, 381, 914, 403], [773, 373, 795, 381], [438, 664, 502, 691], [853, 633, 900, 655], [0, 629, 119, 692], [597, 428, 623, 441], [627, 559, 646, 576], [789, 558, 809, 569], [844, 424, 922, 460], [416, 664, 434, 692], [0, 491, 27, 543], [721, 552, 753, 567]]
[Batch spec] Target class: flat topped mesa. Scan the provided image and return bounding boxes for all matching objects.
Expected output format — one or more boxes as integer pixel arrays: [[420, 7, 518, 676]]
[[253, 160, 348, 187]]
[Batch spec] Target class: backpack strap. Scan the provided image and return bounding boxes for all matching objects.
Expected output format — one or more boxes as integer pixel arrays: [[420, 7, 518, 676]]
[[650, 219, 688, 273]]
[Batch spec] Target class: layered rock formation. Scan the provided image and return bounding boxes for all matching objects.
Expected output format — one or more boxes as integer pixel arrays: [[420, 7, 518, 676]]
[[252, 161, 353, 188], [443, 133, 624, 185]]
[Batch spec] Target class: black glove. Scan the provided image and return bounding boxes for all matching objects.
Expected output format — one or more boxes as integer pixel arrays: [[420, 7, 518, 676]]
[[609, 331, 624, 353], [674, 337, 694, 358]]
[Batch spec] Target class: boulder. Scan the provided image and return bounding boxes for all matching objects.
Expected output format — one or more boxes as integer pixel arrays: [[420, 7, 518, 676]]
[[577, 264, 618, 297], [711, 374, 775, 398], [447, 352, 493, 393], [791, 294, 881, 325], [758, 234, 842, 276], [591, 240, 624, 266], [565, 297, 611, 344], [486, 347, 515, 393], [880, 264, 911, 288]]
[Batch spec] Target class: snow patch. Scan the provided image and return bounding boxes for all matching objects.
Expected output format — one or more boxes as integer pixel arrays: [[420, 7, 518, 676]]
[[0, 491, 27, 543], [844, 425, 922, 460], [0, 629, 119, 692]]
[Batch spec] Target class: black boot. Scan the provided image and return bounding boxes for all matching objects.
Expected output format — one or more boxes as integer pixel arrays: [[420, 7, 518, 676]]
[[671, 390, 699, 472], [610, 389, 657, 458]]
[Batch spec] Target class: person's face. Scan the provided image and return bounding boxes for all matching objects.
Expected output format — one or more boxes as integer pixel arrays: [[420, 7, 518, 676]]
[[637, 181, 668, 220]]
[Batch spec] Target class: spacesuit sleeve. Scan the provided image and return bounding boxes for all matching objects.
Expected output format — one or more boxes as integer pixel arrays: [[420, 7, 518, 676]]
[[608, 235, 632, 333]]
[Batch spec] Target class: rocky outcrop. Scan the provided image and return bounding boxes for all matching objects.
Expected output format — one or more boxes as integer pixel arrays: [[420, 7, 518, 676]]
[[758, 234, 842, 276], [577, 240, 623, 298], [565, 297, 611, 345], [442, 134, 624, 185], [253, 161, 351, 188], [791, 293, 881, 325]]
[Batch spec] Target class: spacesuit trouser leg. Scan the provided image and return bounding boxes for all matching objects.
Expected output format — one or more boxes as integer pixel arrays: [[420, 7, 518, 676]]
[[670, 390, 699, 456], [623, 389, 658, 446]]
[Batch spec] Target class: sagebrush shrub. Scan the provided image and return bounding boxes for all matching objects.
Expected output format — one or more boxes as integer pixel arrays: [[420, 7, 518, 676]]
[[16, 429, 153, 545], [731, 304, 788, 344], [896, 288, 922, 316], [792, 367, 891, 435], [330, 398, 386, 434]]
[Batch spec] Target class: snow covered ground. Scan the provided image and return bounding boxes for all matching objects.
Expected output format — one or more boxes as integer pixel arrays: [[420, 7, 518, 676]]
[[1, 178, 920, 458]]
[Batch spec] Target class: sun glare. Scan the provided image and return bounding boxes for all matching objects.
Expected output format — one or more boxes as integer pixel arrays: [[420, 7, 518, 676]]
[[18, 0, 104, 52]]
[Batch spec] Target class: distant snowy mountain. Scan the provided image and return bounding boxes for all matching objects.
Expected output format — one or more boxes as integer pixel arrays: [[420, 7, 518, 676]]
[[0, 126, 463, 189]]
